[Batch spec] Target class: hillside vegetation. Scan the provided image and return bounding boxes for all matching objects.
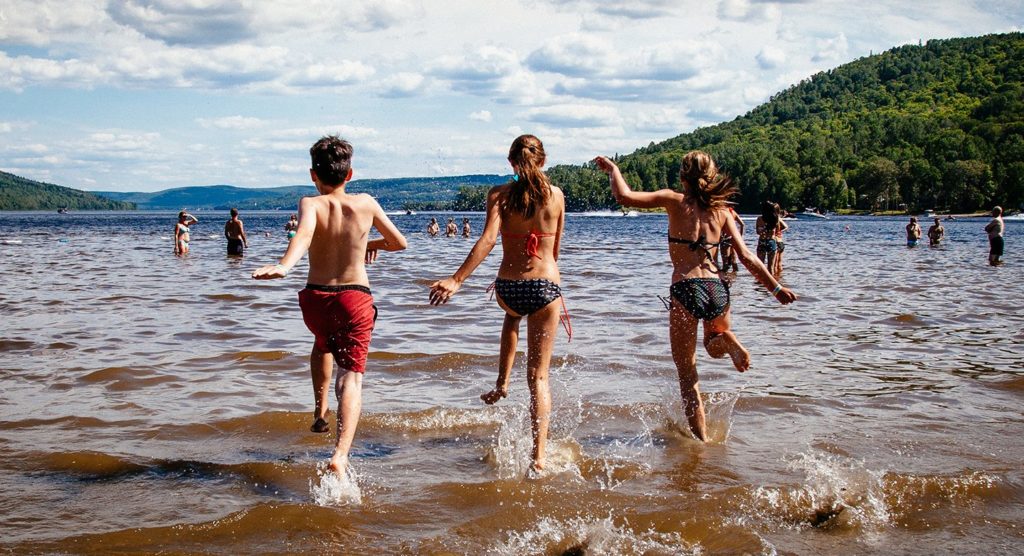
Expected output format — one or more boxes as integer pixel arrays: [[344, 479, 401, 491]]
[[477, 33, 1022, 213], [0, 171, 135, 210]]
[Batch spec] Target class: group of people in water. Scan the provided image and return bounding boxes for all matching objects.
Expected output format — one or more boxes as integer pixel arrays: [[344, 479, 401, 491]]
[[172, 209, 301, 258], [250, 134, 796, 479], [427, 216, 472, 238], [905, 206, 1006, 265]]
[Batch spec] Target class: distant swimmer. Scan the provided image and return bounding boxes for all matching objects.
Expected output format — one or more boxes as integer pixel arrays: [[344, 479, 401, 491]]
[[462, 217, 472, 238], [224, 207, 249, 256], [252, 135, 407, 478], [756, 201, 784, 274], [284, 213, 299, 239], [445, 217, 458, 237], [430, 134, 568, 476], [773, 204, 789, 274], [427, 217, 440, 237], [718, 206, 743, 272], [927, 217, 944, 246], [174, 211, 198, 256], [906, 217, 922, 247], [985, 206, 1004, 266], [594, 151, 796, 442]]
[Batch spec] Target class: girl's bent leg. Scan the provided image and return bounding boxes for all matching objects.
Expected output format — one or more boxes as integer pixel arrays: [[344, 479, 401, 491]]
[[329, 370, 363, 477], [483, 313, 521, 404], [703, 310, 750, 372], [526, 301, 560, 471], [670, 306, 706, 441], [310, 346, 333, 432]]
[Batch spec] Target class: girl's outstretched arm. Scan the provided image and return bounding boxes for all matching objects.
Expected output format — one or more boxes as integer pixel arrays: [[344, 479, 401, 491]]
[[726, 217, 797, 304], [429, 186, 503, 305], [593, 156, 677, 209]]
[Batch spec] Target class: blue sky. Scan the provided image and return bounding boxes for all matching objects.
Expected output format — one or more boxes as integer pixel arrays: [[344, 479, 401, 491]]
[[1, 0, 1022, 192]]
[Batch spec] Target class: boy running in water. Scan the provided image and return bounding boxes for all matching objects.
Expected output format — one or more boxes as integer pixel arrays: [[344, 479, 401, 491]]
[[252, 136, 407, 477]]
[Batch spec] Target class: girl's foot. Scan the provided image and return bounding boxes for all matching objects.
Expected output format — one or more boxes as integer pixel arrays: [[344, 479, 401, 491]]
[[310, 417, 330, 433], [480, 386, 508, 405], [328, 455, 348, 478], [712, 330, 750, 372]]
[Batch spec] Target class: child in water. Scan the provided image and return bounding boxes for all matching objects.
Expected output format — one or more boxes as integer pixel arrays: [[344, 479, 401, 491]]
[[430, 134, 567, 474], [594, 152, 797, 441], [253, 135, 407, 477]]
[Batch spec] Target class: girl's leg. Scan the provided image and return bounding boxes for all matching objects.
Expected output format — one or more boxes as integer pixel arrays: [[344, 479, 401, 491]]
[[704, 309, 750, 372], [525, 300, 560, 471], [310, 346, 333, 432], [329, 370, 363, 477], [482, 313, 522, 404], [669, 305, 705, 441]]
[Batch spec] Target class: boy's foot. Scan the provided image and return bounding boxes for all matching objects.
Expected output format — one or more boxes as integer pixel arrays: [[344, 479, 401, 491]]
[[526, 460, 545, 479], [310, 417, 330, 433], [480, 387, 508, 405], [328, 455, 348, 478]]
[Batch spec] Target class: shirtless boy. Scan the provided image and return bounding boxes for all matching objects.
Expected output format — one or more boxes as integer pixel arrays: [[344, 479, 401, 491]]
[[224, 208, 249, 256], [906, 217, 922, 247], [985, 206, 1004, 266], [927, 217, 944, 246], [252, 135, 407, 477]]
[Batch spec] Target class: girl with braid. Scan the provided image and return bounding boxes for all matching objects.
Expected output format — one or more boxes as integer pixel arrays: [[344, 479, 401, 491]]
[[594, 151, 796, 441], [430, 135, 568, 474]]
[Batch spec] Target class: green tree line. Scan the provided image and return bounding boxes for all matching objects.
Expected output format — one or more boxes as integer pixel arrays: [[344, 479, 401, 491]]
[[452, 33, 1023, 213], [0, 171, 136, 210]]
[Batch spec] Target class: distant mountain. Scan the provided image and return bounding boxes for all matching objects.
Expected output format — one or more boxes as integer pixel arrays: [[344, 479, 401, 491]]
[[93, 174, 511, 210], [0, 170, 136, 211]]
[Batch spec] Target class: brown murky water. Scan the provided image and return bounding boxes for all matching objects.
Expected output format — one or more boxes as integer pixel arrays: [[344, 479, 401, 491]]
[[1, 211, 1021, 554]]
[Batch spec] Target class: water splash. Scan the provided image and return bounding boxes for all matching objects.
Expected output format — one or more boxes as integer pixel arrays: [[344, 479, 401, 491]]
[[491, 515, 701, 555], [309, 461, 362, 506]]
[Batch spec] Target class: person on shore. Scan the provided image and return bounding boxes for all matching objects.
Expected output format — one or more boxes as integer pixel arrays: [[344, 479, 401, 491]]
[[462, 217, 472, 238], [174, 211, 198, 256], [224, 208, 248, 256], [718, 206, 743, 272], [252, 135, 407, 478], [906, 217, 922, 247], [594, 151, 796, 442], [985, 206, 1004, 266], [927, 217, 944, 246], [285, 213, 299, 239], [755, 201, 780, 273], [427, 218, 440, 237], [429, 134, 567, 475], [446, 217, 458, 237]]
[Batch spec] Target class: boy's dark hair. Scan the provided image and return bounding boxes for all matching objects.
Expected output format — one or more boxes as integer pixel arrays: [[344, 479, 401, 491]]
[[230, 208, 238, 217], [310, 135, 353, 186]]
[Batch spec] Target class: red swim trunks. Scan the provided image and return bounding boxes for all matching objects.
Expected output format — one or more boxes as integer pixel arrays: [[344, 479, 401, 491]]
[[298, 284, 376, 373]]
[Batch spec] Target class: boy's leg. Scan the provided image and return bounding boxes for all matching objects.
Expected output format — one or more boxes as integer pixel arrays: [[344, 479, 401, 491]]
[[310, 346, 333, 432], [669, 306, 706, 441], [482, 313, 521, 404], [525, 301, 560, 471], [329, 369, 363, 476], [704, 309, 751, 372]]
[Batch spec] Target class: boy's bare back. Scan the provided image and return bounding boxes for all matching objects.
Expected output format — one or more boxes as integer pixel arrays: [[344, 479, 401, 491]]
[[301, 191, 378, 286]]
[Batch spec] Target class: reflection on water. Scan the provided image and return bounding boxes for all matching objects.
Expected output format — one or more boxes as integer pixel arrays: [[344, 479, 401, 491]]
[[0, 211, 1022, 553]]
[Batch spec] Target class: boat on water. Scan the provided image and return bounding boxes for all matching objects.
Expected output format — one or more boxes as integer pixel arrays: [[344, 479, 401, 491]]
[[622, 210, 639, 217], [795, 208, 828, 219]]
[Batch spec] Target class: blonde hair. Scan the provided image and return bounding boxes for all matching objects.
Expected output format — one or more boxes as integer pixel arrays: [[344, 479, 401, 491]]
[[503, 134, 550, 218], [679, 150, 738, 209]]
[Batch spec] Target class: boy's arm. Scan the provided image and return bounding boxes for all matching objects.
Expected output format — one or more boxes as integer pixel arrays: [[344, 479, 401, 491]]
[[593, 156, 677, 210], [429, 187, 503, 305], [366, 198, 408, 263], [252, 198, 316, 279], [727, 217, 796, 304], [239, 220, 248, 247]]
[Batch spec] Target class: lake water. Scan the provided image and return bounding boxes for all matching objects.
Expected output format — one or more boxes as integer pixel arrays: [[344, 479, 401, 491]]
[[0, 210, 1021, 554]]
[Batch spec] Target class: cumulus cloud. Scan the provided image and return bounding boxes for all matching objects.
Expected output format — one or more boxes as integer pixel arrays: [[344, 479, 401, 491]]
[[812, 32, 849, 62], [521, 104, 621, 128], [0, 1, 108, 47], [632, 107, 690, 133], [756, 46, 786, 69], [430, 46, 521, 93], [526, 34, 613, 77], [286, 60, 376, 88], [0, 52, 107, 91], [469, 110, 493, 122], [379, 72, 425, 98], [196, 116, 266, 130], [0, 122, 13, 133], [106, 0, 255, 46], [541, 0, 677, 19]]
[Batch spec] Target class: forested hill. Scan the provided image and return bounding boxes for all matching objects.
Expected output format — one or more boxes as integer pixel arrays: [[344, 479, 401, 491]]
[[0, 171, 135, 210], [541, 32, 1024, 213]]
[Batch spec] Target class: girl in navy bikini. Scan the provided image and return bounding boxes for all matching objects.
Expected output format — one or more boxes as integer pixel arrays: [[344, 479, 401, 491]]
[[430, 134, 567, 474], [594, 152, 797, 442]]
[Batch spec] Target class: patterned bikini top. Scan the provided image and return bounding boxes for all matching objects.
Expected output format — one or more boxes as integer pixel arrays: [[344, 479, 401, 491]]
[[668, 233, 724, 272]]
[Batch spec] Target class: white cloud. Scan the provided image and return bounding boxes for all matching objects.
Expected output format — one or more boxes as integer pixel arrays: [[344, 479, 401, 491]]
[[521, 104, 621, 128], [106, 0, 255, 46], [632, 108, 690, 133], [379, 72, 425, 97], [287, 60, 376, 88], [756, 46, 787, 69], [526, 34, 614, 77], [540, 0, 677, 19], [469, 110, 493, 122], [812, 32, 849, 62], [196, 116, 266, 130], [0, 122, 13, 133]]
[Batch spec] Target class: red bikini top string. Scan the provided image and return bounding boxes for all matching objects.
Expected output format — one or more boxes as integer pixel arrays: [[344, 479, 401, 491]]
[[559, 296, 573, 342], [504, 230, 556, 259]]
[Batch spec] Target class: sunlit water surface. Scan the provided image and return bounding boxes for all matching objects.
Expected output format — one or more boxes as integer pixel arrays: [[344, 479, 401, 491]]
[[0, 210, 1021, 554]]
